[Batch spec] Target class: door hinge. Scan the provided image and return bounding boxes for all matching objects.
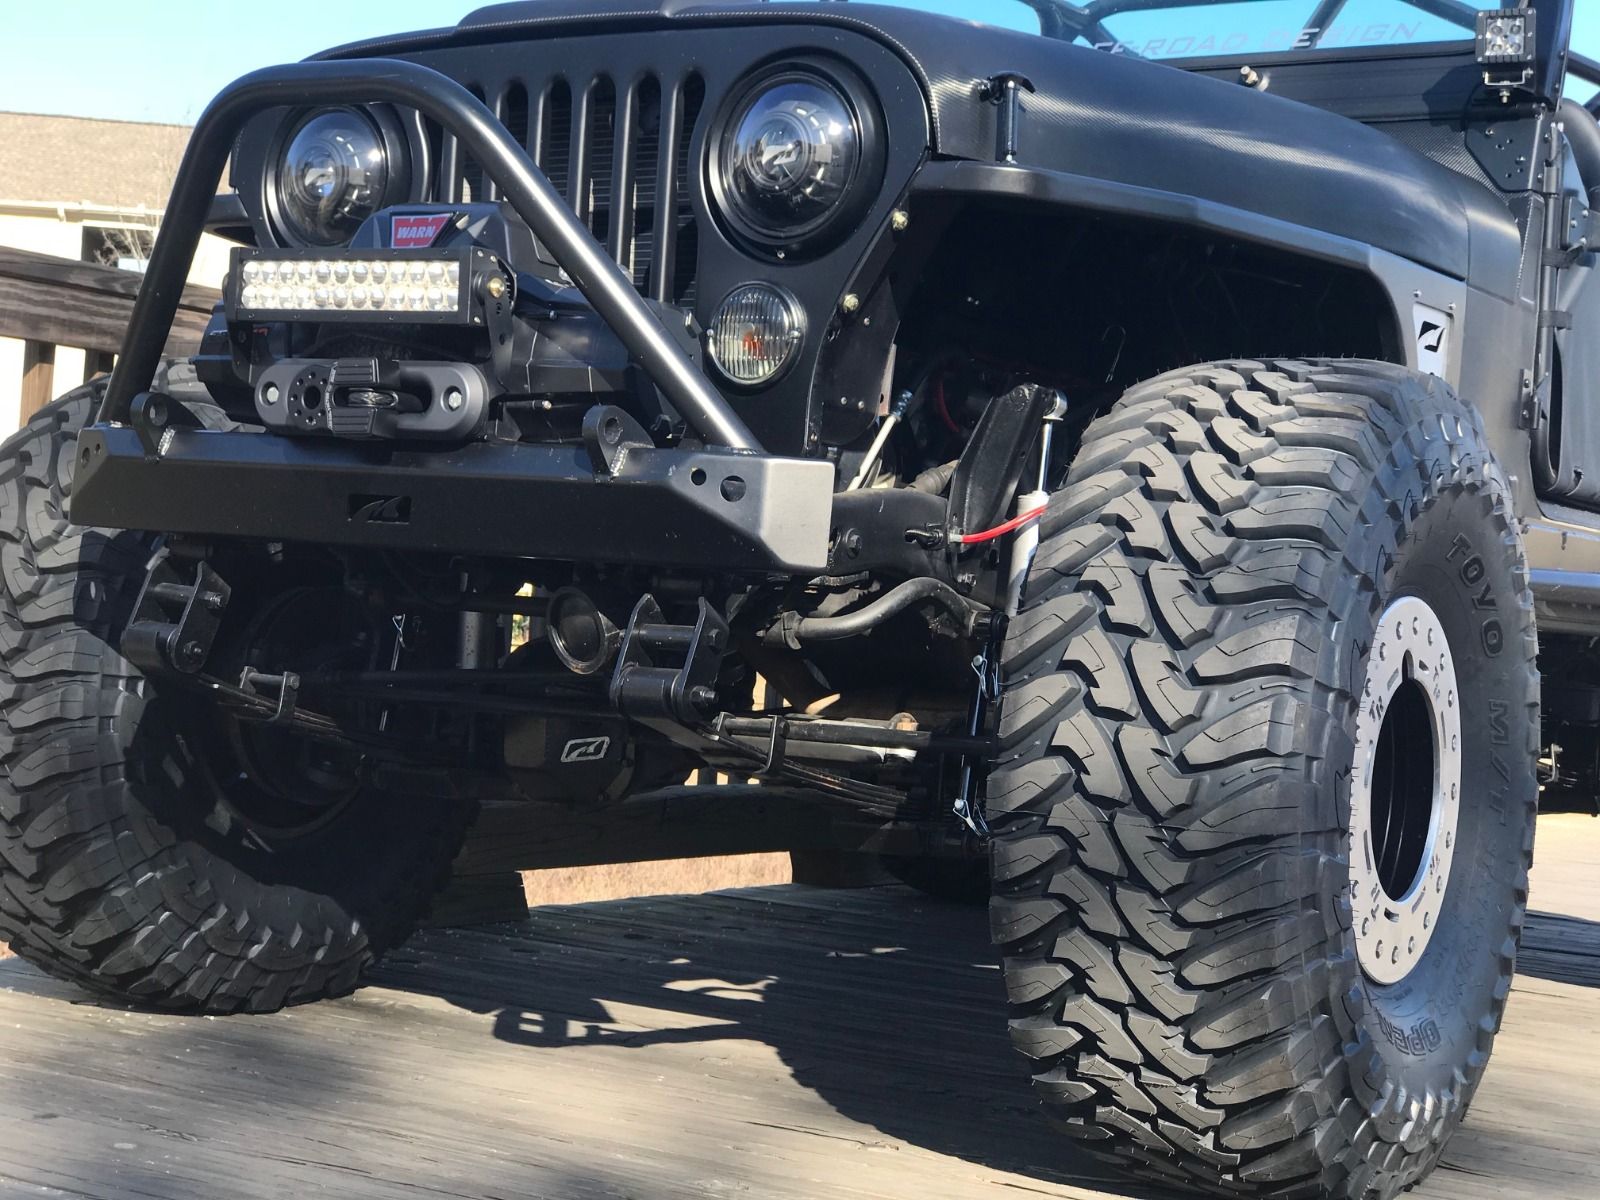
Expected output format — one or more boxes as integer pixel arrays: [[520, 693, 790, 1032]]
[[1551, 193, 1600, 267], [1518, 367, 1546, 430]]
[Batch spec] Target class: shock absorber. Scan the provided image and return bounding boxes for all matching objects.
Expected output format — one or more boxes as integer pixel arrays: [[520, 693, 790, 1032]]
[[1005, 391, 1068, 614]]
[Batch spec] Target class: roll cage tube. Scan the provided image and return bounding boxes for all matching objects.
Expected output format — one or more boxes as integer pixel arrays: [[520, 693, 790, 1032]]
[[1031, 0, 1572, 105], [99, 58, 762, 453], [1575, 52, 1600, 108], [1021, 0, 1496, 46]]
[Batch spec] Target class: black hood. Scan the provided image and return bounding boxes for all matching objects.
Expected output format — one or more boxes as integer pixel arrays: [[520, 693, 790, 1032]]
[[319, 0, 1521, 289]]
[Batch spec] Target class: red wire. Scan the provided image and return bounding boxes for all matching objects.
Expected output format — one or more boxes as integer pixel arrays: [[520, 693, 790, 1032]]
[[930, 375, 1045, 543], [933, 374, 963, 434], [954, 504, 1048, 545]]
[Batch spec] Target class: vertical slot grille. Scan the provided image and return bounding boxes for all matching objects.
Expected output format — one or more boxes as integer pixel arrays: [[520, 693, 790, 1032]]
[[669, 74, 705, 306], [580, 78, 617, 247], [435, 68, 703, 304], [496, 82, 529, 203], [458, 85, 488, 203], [540, 80, 572, 199], [625, 76, 662, 290]]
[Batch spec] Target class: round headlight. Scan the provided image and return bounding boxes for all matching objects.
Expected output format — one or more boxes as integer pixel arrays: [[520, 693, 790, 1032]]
[[276, 109, 388, 247], [717, 72, 865, 247], [707, 284, 805, 387]]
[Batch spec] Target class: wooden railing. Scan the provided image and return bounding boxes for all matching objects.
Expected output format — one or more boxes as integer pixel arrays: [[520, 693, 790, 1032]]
[[0, 247, 220, 422]]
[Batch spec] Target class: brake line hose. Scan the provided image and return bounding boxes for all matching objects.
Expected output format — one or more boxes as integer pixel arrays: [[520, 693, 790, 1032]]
[[763, 577, 987, 647], [952, 504, 1048, 545]]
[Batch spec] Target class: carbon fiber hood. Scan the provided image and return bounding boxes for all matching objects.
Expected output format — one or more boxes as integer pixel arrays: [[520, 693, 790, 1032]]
[[319, 0, 1522, 288]]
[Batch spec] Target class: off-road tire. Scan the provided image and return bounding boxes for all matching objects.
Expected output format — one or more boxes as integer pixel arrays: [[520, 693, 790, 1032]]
[[0, 380, 474, 1012], [987, 360, 1537, 1199]]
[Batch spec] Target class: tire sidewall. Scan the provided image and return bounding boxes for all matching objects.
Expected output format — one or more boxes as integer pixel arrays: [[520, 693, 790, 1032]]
[[1334, 414, 1536, 1151]]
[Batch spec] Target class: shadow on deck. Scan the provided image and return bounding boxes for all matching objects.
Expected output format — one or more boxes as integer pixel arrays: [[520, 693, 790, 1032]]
[[374, 885, 1178, 1199]]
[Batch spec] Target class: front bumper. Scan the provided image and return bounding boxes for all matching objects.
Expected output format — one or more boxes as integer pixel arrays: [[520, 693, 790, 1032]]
[[71, 425, 833, 573]]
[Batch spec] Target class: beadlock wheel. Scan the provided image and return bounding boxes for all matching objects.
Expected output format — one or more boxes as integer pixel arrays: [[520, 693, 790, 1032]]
[[1349, 595, 1461, 986], [987, 359, 1538, 1200]]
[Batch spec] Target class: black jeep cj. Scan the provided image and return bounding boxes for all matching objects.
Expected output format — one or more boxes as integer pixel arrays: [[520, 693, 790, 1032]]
[[2, 2, 1595, 1197]]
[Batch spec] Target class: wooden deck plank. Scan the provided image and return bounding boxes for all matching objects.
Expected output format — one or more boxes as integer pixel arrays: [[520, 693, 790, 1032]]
[[0, 813, 1594, 1200]]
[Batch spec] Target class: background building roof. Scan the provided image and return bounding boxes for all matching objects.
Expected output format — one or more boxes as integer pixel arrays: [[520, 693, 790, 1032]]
[[0, 111, 191, 210]]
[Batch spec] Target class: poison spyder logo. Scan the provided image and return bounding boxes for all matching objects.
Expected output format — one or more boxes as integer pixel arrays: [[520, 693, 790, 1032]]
[[349, 494, 412, 524], [560, 736, 612, 764]]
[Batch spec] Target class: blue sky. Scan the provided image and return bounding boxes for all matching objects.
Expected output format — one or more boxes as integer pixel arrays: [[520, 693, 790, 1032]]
[[1, 1, 1597, 125]]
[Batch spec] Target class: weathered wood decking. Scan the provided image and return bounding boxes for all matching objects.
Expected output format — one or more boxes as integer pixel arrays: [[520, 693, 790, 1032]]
[[0, 814, 1595, 1200]]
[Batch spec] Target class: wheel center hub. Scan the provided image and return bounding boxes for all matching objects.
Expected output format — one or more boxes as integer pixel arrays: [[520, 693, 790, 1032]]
[[1349, 595, 1462, 986]]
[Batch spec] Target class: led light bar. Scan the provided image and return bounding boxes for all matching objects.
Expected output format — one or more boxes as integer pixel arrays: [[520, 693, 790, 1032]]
[[228, 248, 475, 323]]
